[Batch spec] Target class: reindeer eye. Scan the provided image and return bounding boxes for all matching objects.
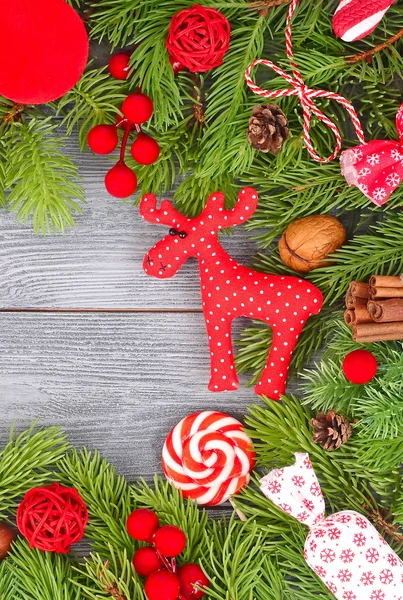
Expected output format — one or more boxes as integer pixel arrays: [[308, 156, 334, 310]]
[[178, 231, 187, 239], [169, 228, 178, 236]]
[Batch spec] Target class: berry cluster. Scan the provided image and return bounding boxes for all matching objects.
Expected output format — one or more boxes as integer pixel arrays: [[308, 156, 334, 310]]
[[87, 52, 160, 199], [127, 508, 209, 600]]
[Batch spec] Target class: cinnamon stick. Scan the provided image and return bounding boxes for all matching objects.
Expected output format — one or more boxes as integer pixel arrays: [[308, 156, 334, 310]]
[[349, 281, 370, 299], [370, 287, 403, 299], [344, 307, 373, 326], [367, 299, 403, 323], [344, 309, 355, 327], [369, 275, 403, 289], [352, 322, 403, 343]]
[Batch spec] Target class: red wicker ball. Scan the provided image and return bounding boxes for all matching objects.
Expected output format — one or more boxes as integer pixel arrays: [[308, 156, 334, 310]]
[[16, 483, 88, 554], [166, 5, 231, 73]]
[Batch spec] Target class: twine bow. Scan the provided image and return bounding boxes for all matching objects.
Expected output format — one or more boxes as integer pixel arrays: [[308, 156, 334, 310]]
[[245, 0, 366, 163]]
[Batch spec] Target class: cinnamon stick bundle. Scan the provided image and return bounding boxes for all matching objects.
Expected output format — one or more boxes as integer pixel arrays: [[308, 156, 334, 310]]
[[367, 299, 403, 323], [352, 322, 403, 343]]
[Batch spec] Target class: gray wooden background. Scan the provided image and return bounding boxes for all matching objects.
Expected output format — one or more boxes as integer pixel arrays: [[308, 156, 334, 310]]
[[0, 136, 292, 483]]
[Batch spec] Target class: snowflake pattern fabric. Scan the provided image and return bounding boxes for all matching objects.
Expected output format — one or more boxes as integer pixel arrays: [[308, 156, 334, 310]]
[[261, 453, 403, 600], [340, 104, 403, 207]]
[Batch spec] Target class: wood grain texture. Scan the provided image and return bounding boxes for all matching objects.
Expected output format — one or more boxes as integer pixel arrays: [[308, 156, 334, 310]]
[[0, 137, 259, 309], [0, 312, 285, 481]]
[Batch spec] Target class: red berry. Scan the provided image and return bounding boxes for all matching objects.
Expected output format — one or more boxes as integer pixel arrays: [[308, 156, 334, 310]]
[[131, 133, 160, 165], [127, 508, 159, 542], [342, 349, 377, 384], [145, 570, 180, 600], [88, 124, 118, 155], [109, 52, 132, 80], [105, 162, 137, 198], [178, 564, 209, 599], [121, 93, 153, 124], [154, 525, 186, 558], [133, 547, 163, 577]]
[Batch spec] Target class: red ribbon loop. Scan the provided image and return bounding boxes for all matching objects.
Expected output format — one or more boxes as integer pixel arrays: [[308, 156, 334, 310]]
[[244, 0, 366, 163]]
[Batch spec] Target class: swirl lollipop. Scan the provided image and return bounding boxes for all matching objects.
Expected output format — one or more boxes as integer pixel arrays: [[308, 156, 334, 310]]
[[162, 411, 255, 506]]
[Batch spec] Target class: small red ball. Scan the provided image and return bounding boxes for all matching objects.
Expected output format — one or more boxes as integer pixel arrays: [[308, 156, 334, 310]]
[[154, 525, 186, 558], [342, 349, 377, 384], [127, 508, 159, 542], [131, 133, 160, 165], [108, 52, 132, 80], [121, 93, 153, 124], [178, 564, 209, 599], [145, 570, 180, 600], [133, 547, 163, 577], [88, 124, 118, 155], [105, 162, 137, 198]]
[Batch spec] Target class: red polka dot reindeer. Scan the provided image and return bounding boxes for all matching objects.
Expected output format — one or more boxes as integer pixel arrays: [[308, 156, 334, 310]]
[[140, 187, 323, 400]]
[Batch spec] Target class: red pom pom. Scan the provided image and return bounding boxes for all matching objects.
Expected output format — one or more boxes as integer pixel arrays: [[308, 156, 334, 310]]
[[16, 483, 88, 554], [154, 525, 186, 558], [0, 0, 88, 104], [109, 52, 132, 80], [121, 94, 154, 125], [131, 133, 160, 165], [127, 508, 159, 542], [88, 125, 118, 155], [342, 349, 377, 384], [105, 163, 137, 198], [145, 570, 180, 600], [166, 5, 231, 73], [133, 547, 163, 577], [178, 564, 209, 599]]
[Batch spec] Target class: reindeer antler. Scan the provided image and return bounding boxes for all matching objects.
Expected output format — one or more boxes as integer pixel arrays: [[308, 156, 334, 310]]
[[140, 194, 185, 226], [202, 187, 258, 227]]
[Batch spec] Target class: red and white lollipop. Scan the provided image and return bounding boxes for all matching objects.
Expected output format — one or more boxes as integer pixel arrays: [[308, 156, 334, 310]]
[[162, 411, 255, 506]]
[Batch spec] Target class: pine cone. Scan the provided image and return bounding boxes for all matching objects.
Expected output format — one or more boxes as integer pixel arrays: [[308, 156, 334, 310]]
[[311, 410, 352, 451], [247, 104, 289, 154]]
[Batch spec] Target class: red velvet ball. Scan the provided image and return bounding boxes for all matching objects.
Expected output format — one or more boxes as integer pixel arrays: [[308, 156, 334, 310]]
[[166, 5, 231, 73], [131, 133, 160, 165], [145, 570, 180, 600], [105, 163, 137, 198], [154, 525, 186, 558], [0, 0, 88, 104], [109, 52, 132, 80], [133, 547, 163, 577], [121, 94, 154, 125], [16, 483, 88, 554], [88, 125, 118, 155], [342, 349, 377, 384], [178, 564, 209, 599], [127, 508, 159, 542]]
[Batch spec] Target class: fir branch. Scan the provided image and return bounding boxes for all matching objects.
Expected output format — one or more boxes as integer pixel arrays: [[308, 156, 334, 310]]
[[58, 448, 135, 556], [5, 119, 85, 234], [0, 422, 69, 521], [73, 549, 144, 600], [0, 539, 80, 600], [57, 68, 128, 151]]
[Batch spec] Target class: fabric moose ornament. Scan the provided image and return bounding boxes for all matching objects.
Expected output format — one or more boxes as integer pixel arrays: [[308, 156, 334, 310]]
[[261, 453, 403, 600], [140, 187, 323, 400], [333, 0, 396, 42], [341, 103, 403, 206]]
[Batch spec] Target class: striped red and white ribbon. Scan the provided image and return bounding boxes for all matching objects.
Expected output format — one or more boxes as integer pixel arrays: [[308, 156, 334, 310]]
[[244, 0, 366, 163]]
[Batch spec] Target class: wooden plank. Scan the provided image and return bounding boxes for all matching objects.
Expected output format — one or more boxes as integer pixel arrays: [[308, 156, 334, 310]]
[[0, 311, 287, 481], [0, 137, 259, 310]]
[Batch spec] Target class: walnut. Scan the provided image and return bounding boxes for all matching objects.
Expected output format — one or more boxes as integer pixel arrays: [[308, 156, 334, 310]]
[[278, 214, 346, 273]]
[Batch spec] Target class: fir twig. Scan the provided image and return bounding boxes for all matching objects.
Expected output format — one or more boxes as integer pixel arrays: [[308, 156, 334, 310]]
[[347, 28, 403, 64]]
